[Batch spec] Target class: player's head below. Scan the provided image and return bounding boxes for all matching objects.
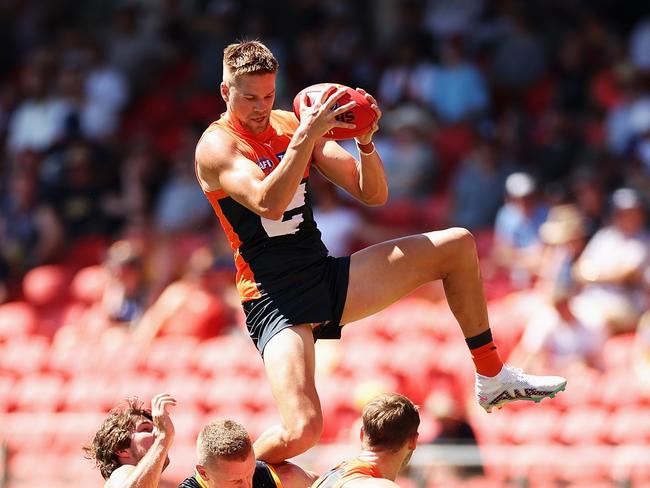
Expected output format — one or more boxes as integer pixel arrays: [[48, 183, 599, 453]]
[[221, 40, 279, 136], [84, 398, 164, 480], [195, 418, 257, 488], [361, 393, 420, 467]]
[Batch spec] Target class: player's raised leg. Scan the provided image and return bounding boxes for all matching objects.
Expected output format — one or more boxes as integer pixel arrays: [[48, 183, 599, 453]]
[[253, 324, 322, 464], [342, 227, 567, 412]]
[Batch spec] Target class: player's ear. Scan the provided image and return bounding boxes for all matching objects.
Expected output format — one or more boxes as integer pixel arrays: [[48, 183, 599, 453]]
[[115, 448, 130, 461], [196, 464, 209, 479], [407, 432, 419, 450], [220, 82, 229, 103], [359, 425, 365, 443]]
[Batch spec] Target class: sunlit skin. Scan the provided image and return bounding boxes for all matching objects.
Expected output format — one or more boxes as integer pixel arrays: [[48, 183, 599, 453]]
[[220, 72, 276, 136], [118, 418, 170, 470], [197, 448, 257, 488]]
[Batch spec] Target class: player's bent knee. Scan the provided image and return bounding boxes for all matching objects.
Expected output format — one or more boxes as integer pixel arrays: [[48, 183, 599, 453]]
[[446, 227, 477, 257]]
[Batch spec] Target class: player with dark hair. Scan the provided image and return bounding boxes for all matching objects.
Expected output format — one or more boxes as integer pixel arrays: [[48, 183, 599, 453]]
[[179, 418, 316, 488], [84, 393, 176, 487], [312, 393, 420, 488], [195, 39, 566, 464]]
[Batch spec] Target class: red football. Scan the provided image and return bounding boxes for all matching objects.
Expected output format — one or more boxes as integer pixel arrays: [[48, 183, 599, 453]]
[[292, 83, 377, 140]]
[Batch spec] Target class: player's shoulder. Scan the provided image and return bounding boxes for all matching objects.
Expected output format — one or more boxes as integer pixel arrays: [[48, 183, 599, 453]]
[[268, 460, 318, 488], [104, 464, 136, 487], [196, 123, 240, 168]]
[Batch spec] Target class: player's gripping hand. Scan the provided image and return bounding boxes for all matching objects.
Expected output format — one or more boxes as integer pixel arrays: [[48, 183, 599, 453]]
[[298, 84, 357, 140], [151, 392, 177, 446], [354, 88, 381, 146]]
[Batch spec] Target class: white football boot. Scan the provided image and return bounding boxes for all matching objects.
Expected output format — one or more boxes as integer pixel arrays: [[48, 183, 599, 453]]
[[475, 365, 567, 413]]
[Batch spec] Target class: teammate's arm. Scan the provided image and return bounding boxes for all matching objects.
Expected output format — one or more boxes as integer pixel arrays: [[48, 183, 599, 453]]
[[312, 90, 388, 206], [196, 87, 356, 220]]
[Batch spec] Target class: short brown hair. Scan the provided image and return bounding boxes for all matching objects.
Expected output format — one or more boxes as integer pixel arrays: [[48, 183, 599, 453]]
[[197, 419, 252, 466], [83, 398, 152, 479], [362, 393, 420, 451], [223, 40, 278, 82]]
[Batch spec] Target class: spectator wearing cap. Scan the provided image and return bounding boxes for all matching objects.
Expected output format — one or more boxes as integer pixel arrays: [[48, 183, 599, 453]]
[[572, 188, 650, 334], [535, 204, 588, 296], [492, 172, 549, 288], [509, 203, 605, 371]]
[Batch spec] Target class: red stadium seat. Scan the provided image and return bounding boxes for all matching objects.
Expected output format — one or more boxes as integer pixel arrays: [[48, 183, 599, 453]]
[[192, 335, 264, 379], [602, 333, 636, 371], [114, 372, 161, 404], [607, 407, 650, 444], [2, 413, 55, 453], [160, 373, 205, 410], [63, 374, 122, 412], [70, 265, 109, 304], [22, 265, 70, 307], [507, 407, 561, 445], [12, 373, 66, 412], [0, 375, 15, 412], [0, 335, 50, 377], [0, 301, 38, 340], [143, 336, 201, 375], [596, 370, 641, 410], [557, 407, 609, 445]]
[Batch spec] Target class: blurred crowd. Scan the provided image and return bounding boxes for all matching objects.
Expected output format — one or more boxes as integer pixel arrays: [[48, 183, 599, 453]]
[[0, 0, 650, 374]]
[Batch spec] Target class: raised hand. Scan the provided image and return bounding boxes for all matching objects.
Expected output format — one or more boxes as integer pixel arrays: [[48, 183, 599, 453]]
[[353, 88, 381, 146], [298, 84, 358, 139], [150, 392, 177, 446]]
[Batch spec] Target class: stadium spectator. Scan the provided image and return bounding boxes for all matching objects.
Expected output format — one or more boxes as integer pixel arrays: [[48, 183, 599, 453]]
[[424, 38, 489, 123], [178, 418, 317, 488], [7, 48, 71, 155], [509, 285, 606, 372], [134, 246, 236, 342], [492, 172, 548, 288], [535, 204, 588, 296], [85, 392, 176, 488], [451, 124, 510, 229], [311, 393, 419, 488], [377, 33, 436, 109], [0, 168, 64, 278], [102, 239, 148, 328], [372, 105, 438, 201], [572, 187, 650, 334]]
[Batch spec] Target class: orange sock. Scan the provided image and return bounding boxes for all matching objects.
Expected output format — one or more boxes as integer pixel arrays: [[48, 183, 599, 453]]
[[466, 329, 503, 377]]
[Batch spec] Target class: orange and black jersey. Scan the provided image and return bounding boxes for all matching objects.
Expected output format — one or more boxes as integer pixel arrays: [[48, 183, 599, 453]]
[[311, 459, 383, 488], [198, 110, 328, 302], [178, 461, 283, 488]]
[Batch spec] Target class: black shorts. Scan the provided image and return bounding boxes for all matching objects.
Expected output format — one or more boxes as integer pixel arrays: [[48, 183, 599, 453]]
[[242, 255, 350, 354]]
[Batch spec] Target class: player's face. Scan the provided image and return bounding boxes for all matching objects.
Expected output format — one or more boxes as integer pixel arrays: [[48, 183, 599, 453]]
[[127, 418, 170, 469], [202, 449, 256, 488], [224, 72, 276, 135]]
